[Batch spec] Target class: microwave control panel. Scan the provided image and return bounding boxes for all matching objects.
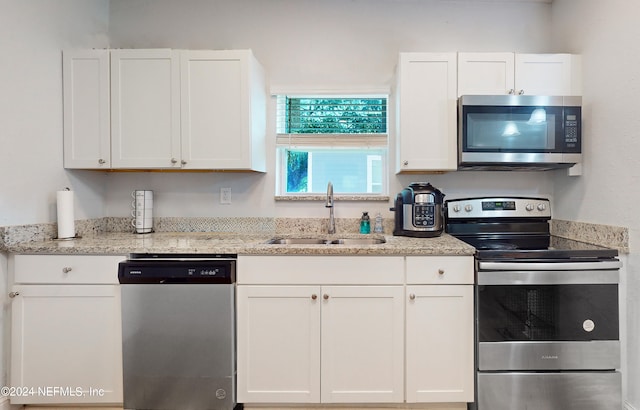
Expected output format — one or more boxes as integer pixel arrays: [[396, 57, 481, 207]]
[[563, 106, 582, 150]]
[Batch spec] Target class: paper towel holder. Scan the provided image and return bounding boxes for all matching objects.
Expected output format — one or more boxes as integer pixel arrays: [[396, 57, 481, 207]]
[[53, 187, 81, 241]]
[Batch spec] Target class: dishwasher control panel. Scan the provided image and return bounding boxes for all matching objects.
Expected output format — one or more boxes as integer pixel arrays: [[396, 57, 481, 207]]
[[118, 254, 237, 284]]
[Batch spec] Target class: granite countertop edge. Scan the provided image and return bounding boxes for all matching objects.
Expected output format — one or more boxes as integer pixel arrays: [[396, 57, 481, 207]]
[[4, 232, 476, 257]]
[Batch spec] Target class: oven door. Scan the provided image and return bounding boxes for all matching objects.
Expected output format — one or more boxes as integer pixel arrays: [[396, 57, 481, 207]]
[[477, 262, 620, 371]]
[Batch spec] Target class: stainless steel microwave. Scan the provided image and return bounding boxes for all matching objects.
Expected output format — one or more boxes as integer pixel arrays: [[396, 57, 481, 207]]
[[458, 95, 582, 170]]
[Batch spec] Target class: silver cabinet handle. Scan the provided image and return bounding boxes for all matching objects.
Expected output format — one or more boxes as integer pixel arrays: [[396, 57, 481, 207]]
[[98, 159, 106, 165], [181, 160, 187, 166], [9, 292, 20, 298], [518, 89, 525, 95], [403, 160, 409, 166], [311, 294, 318, 300], [171, 158, 178, 164], [438, 269, 445, 275], [409, 293, 416, 300], [62, 267, 72, 273], [508, 89, 515, 95], [323, 294, 329, 300]]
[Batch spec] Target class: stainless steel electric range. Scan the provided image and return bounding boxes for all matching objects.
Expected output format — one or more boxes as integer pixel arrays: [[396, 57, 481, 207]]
[[445, 197, 622, 410]]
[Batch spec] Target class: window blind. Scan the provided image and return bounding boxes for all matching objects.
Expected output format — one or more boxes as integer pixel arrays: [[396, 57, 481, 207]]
[[276, 95, 388, 134]]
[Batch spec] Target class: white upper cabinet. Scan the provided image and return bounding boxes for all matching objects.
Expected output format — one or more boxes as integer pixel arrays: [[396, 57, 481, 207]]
[[396, 52, 458, 173], [180, 50, 266, 171], [111, 49, 181, 169], [515, 53, 582, 96], [63, 49, 266, 171], [458, 52, 582, 96], [63, 50, 111, 169], [457, 52, 515, 96]]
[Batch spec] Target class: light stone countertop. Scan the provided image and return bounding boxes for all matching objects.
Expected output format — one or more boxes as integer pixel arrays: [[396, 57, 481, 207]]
[[5, 231, 476, 257]]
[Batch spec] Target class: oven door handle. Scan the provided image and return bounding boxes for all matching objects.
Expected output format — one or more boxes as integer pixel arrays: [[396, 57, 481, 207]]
[[478, 260, 622, 271], [478, 269, 620, 285]]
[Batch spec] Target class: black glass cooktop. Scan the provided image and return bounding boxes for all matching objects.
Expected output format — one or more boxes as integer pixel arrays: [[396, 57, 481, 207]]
[[457, 235, 618, 261]]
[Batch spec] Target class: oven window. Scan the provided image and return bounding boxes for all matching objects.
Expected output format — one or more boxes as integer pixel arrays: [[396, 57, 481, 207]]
[[478, 284, 619, 342]]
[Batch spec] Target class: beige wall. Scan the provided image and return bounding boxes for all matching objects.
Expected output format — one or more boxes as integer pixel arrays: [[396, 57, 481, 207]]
[[552, 0, 640, 407]]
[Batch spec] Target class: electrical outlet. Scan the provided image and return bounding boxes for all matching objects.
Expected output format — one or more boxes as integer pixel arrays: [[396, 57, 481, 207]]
[[220, 187, 232, 204]]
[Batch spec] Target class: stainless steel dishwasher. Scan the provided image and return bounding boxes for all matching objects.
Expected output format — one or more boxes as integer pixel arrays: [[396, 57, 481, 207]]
[[118, 253, 238, 410]]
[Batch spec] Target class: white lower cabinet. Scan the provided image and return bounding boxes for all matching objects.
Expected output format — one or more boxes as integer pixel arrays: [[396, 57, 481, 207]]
[[237, 255, 405, 404], [9, 255, 124, 405], [406, 285, 474, 402], [321, 285, 404, 403], [237, 254, 474, 406], [405, 256, 475, 403], [238, 284, 404, 404], [237, 285, 321, 403]]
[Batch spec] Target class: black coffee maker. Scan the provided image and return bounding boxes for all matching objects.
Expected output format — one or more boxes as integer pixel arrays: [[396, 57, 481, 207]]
[[391, 182, 445, 237]]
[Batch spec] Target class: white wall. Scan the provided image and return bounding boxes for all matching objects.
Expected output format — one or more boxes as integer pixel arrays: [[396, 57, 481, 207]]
[[0, 0, 109, 400], [0, 0, 110, 227], [551, 0, 640, 407], [105, 0, 556, 220]]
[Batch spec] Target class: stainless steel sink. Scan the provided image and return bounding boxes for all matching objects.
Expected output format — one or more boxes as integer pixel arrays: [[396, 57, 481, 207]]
[[330, 238, 386, 245], [266, 237, 385, 245], [266, 238, 331, 245]]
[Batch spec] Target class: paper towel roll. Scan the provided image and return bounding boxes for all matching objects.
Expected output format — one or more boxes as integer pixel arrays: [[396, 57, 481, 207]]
[[56, 189, 75, 239]]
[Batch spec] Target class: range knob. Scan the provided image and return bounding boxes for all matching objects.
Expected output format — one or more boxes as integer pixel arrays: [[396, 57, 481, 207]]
[[537, 203, 547, 211], [464, 204, 473, 212], [525, 203, 535, 211], [452, 205, 461, 213]]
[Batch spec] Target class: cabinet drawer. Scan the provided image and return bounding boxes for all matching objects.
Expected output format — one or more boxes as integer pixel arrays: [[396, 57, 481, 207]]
[[12, 255, 126, 284], [406, 256, 474, 284]]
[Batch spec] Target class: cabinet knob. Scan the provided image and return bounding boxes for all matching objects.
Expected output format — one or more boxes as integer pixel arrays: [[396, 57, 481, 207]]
[[409, 293, 416, 300], [438, 269, 445, 275], [98, 159, 106, 165], [9, 292, 20, 298], [323, 294, 329, 300], [181, 160, 187, 166], [62, 267, 72, 273], [518, 89, 525, 95], [403, 160, 409, 166], [508, 89, 515, 95], [171, 158, 178, 164], [311, 294, 318, 300]]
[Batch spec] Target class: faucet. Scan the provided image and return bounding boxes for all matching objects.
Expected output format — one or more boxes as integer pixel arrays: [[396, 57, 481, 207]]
[[325, 181, 335, 234]]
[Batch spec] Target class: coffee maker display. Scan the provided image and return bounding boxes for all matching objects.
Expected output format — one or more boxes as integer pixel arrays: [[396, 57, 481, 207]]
[[391, 182, 445, 237]]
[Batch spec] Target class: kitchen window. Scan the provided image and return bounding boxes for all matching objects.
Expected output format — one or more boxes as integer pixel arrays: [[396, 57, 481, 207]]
[[275, 95, 388, 197]]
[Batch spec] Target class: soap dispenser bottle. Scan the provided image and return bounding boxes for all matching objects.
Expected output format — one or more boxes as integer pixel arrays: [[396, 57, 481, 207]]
[[360, 211, 371, 234]]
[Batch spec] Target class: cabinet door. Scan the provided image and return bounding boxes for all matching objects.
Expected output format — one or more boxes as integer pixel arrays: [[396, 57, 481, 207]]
[[181, 50, 264, 170], [111, 49, 181, 169], [321, 286, 404, 403], [10, 285, 122, 405], [515, 54, 582, 96], [63, 50, 111, 169], [457, 52, 515, 96], [237, 285, 321, 403], [406, 285, 474, 403], [396, 52, 458, 172]]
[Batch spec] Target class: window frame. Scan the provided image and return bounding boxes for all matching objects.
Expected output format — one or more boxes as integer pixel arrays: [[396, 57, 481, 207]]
[[274, 91, 390, 198]]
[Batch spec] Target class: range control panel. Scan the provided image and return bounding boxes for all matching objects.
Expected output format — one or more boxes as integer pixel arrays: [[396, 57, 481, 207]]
[[446, 197, 551, 219]]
